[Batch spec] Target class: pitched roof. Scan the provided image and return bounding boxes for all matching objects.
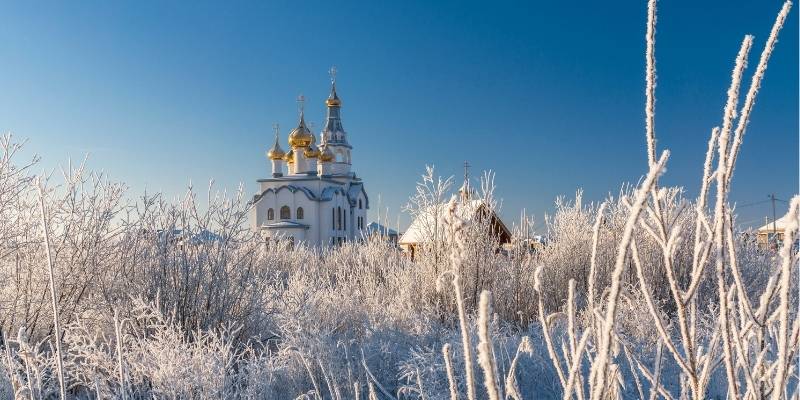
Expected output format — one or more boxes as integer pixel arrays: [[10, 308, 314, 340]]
[[756, 215, 794, 232], [399, 200, 510, 245]]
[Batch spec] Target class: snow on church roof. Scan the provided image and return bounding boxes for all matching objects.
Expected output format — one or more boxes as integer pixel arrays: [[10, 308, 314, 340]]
[[263, 221, 309, 229], [399, 199, 510, 245]]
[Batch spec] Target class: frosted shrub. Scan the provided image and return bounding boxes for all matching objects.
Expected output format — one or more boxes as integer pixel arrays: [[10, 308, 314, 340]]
[[0, 1, 797, 399]]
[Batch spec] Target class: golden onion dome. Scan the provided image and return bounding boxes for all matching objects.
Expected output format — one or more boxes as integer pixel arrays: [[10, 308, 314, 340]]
[[325, 96, 341, 107], [318, 146, 334, 162], [266, 136, 286, 160], [288, 113, 314, 148], [325, 83, 341, 107], [283, 149, 294, 163], [304, 144, 320, 158]]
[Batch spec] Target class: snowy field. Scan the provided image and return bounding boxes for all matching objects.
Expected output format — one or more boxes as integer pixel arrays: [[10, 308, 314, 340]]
[[1, 1, 797, 399]]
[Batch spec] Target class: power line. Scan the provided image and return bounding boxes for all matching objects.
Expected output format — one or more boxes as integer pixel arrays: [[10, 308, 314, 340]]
[[735, 196, 789, 208], [736, 199, 771, 208]]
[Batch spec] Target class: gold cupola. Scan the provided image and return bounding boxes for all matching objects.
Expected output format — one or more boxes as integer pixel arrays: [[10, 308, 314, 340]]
[[283, 148, 295, 163], [288, 111, 314, 148], [325, 82, 341, 108], [318, 145, 334, 162], [325, 66, 342, 108], [304, 143, 320, 158], [266, 131, 286, 160]]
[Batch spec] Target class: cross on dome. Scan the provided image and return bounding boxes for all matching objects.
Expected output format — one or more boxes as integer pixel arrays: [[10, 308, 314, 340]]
[[329, 66, 337, 84], [296, 94, 306, 115]]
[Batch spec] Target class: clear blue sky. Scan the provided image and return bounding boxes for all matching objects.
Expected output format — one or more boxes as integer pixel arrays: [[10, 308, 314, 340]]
[[1, 0, 796, 230]]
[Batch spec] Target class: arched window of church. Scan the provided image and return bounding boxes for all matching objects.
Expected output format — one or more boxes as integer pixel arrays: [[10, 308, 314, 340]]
[[358, 199, 362, 209], [267, 208, 274, 220], [343, 211, 346, 230], [280, 206, 291, 220], [337, 207, 342, 230], [296, 207, 304, 220], [332, 208, 335, 229]]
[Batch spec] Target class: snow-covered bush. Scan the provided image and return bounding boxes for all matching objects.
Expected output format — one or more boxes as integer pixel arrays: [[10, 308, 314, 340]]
[[0, 0, 797, 399]]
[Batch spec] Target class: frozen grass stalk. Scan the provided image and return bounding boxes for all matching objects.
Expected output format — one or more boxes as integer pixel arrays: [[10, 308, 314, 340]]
[[114, 309, 127, 400], [443, 344, 459, 400], [36, 178, 66, 400], [505, 336, 531, 400], [645, 0, 658, 167], [442, 197, 476, 400], [590, 150, 669, 398], [713, 34, 753, 400], [726, 1, 793, 182], [771, 197, 799, 400], [476, 291, 501, 400]]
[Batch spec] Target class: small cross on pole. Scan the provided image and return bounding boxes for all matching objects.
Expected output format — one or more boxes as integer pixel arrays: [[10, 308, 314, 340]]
[[329, 66, 337, 84], [296, 94, 305, 115]]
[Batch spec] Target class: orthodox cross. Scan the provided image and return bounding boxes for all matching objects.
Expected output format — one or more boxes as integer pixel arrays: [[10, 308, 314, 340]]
[[297, 94, 305, 115], [329, 66, 337, 84], [463, 160, 471, 184], [272, 123, 280, 138]]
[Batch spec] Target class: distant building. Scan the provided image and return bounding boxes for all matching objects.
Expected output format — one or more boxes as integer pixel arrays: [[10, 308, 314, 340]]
[[512, 235, 546, 254], [366, 222, 399, 245], [250, 71, 369, 247], [154, 229, 224, 248], [756, 216, 791, 249], [399, 182, 511, 259]]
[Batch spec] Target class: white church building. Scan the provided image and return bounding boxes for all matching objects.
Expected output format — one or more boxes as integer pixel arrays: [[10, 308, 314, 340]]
[[250, 71, 369, 247]]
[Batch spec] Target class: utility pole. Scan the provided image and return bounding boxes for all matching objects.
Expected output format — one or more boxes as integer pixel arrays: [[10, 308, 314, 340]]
[[461, 160, 471, 201], [769, 193, 778, 244], [463, 161, 471, 187]]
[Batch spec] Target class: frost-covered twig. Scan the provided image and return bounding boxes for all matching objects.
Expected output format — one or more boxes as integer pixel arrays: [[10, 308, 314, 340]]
[[35, 178, 66, 400], [443, 344, 459, 400], [534, 263, 567, 389], [504, 337, 531, 400], [114, 309, 127, 400], [726, 1, 793, 183], [644, 0, 658, 168], [712, 34, 753, 400], [440, 197, 477, 400], [360, 349, 398, 400], [590, 150, 669, 398], [587, 202, 607, 321], [771, 197, 799, 400], [476, 291, 501, 400]]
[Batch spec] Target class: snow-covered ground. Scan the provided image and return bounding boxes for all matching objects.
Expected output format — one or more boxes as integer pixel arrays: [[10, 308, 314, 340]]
[[0, 1, 797, 399]]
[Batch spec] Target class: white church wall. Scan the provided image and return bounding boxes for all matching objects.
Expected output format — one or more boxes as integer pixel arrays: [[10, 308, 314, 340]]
[[275, 189, 294, 220], [328, 162, 349, 175], [295, 194, 317, 245], [253, 191, 273, 228], [319, 201, 334, 245], [354, 193, 367, 239]]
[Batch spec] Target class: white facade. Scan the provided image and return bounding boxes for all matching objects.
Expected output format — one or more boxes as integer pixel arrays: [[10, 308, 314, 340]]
[[250, 76, 369, 247]]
